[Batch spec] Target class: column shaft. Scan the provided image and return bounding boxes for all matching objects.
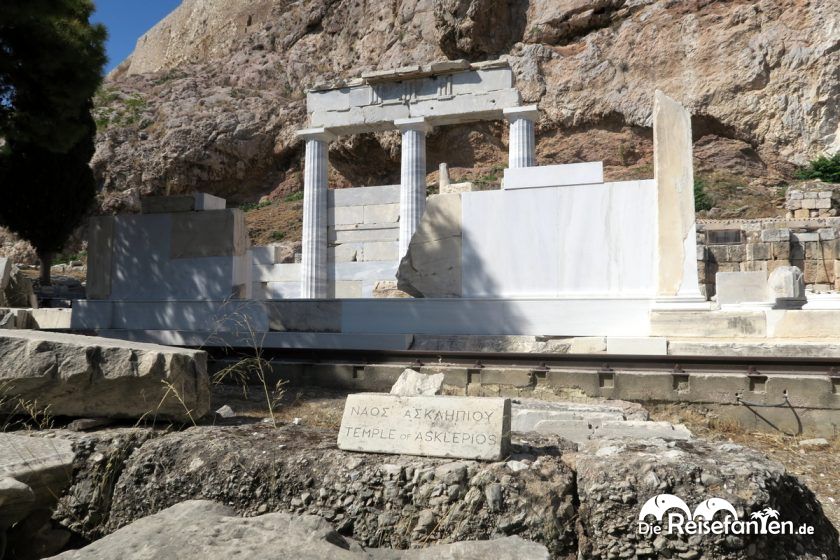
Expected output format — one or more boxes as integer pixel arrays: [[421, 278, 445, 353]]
[[398, 125, 428, 257], [508, 117, 535, 168], [301, 137, 329, 298], [503, 105, 539, 169]]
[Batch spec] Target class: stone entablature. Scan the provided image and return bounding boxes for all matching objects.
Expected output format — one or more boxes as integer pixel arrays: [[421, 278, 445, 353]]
[[307, 60, 520, 133], [297, 61, 537, 299]]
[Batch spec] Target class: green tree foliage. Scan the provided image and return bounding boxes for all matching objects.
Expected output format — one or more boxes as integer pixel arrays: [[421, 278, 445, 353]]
[[0, 0, 106, 284], [795, 153, 840, 184], [694, 178, 713, 212]]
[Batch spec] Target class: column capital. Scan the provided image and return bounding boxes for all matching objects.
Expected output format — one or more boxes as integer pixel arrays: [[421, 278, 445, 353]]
[[503, 105, 540, 122], [394, 117, 432, 133], [296, 127, 337, 142]]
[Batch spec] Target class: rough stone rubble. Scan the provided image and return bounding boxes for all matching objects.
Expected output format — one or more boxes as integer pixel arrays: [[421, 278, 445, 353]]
[[0, 421, 828, 559]]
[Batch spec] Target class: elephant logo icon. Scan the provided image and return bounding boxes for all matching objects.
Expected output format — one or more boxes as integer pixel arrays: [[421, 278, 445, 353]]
[[693, 498, 738, 521], [639, 494, 738, 522], [638, 494, 692, 522]]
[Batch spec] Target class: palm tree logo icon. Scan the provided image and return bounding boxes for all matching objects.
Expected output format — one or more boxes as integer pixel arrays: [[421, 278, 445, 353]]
[[750, 507, 780, 532]]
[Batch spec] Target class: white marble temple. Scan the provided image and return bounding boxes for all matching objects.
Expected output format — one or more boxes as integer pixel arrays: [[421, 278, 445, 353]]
[[253, 263, 301, 283], [308, 66, 520, 134], [605, 337, 667, 355], [331, 261, 398, 281], [70, 300, 114, 329], [70, 299, 270, 332], [716, 271, 769, 305]]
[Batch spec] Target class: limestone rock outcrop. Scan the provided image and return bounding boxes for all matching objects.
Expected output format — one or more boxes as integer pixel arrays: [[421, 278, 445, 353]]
[[0, 331, 209, 421], [91, 0, 838, 209]]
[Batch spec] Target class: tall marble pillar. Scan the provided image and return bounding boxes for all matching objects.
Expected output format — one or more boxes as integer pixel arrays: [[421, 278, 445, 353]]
[[652, 90, 706, 309], [395, 118, 431, 258], [297, 128, 335, 299], [503, 105, 539, 168]]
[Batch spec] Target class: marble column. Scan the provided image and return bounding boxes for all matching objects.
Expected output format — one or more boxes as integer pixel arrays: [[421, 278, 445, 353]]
[[503, 105, 539, 168], [297, 127, 335, 299], [395, 118, 431, 258]]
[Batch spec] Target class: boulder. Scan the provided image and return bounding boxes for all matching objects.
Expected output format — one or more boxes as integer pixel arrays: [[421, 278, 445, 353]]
[[0, 309, 16, 329], [798, 438, 830, 451], [0, 331, 209, 421], [397, 194, 462, 298], [0, 477, 36, 529], [49, 500, 550, 560], [371, 281, 411, 298], [0, 434, 74, 530], [768, 266, 806, 309], [0, 258, 36, 308], [574, 438, 840, 559], [389, 368, 444, 396]]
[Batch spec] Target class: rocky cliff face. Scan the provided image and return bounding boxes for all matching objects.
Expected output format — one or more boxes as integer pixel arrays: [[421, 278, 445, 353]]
[[93, 0, 838, 212]]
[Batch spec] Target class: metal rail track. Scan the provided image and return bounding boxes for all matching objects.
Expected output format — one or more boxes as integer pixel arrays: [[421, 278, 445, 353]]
[[208, 347, 840, 378]]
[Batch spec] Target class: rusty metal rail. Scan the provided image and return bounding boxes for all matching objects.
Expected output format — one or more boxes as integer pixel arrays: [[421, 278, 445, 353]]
[[208, 347, 840, 378]]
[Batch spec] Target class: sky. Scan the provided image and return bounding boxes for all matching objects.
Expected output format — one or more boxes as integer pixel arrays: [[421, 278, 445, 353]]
[[91, 0, 182, 73]]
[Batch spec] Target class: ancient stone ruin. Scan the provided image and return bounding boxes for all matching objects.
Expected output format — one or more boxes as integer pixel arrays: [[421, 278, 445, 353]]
[[1, 8, 839, 559]]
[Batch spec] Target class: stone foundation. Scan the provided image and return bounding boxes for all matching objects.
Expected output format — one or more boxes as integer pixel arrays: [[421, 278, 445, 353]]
[[698, 217, 840, 295], [784, 182, 840, 219]]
